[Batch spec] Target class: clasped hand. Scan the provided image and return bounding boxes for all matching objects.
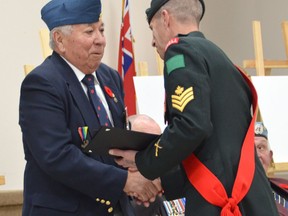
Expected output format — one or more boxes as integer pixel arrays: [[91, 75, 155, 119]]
[[109, 149, 163, 207]]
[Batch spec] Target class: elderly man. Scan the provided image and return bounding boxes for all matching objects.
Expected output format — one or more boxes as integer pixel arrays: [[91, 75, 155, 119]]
[[255, 122, 288, 216], [19, 0, 160, 215]]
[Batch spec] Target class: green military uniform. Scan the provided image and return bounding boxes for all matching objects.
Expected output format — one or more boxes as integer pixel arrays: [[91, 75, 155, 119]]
[[135, 31, 278, 215]]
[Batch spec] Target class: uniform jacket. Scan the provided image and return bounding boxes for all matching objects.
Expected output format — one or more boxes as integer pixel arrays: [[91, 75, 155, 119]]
[[136, 32, 278, 215], [19, 52, 134, 216]]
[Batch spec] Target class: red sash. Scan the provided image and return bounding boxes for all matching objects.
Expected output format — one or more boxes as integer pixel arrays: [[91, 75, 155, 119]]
[[182, 66, 258, 216]]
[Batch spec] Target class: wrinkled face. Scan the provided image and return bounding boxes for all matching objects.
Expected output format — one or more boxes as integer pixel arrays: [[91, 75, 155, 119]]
[[254, 136, 273, 173], [149, 15, 171, 59], [59, 21, 106, 74]]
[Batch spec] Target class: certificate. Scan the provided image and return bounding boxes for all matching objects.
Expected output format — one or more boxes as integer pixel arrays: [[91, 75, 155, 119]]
[[83, 126, 160, 156]]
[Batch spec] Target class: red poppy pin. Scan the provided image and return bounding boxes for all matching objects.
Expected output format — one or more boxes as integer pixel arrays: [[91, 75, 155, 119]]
[[104, 86, 118, 103]]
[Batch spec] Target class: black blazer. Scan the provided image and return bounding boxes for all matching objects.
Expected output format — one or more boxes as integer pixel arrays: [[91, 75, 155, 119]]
[[136, 32, 279, 215]]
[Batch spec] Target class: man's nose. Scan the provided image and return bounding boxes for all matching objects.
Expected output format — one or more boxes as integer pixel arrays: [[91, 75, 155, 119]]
[[94, 32, 105, 44]]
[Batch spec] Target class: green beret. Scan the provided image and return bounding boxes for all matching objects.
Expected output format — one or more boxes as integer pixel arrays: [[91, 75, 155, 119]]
[[145, 0, 205, 24]]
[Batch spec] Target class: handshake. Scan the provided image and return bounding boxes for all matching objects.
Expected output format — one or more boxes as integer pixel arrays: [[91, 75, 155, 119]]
[[109, 149, 163, 207], [110, 114, 165, 207]]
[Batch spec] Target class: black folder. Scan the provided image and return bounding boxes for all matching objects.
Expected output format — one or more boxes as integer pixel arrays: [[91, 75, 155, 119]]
[[83, 126, 160, 156]]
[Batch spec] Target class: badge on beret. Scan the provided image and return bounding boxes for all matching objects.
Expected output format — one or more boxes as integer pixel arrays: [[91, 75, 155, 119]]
[[254, 122, 268, 139], [171, 86, 194, 112], [255, 124, 264, 135]]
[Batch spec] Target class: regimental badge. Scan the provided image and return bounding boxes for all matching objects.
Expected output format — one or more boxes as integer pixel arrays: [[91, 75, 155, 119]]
[[254, 124, 264, 135], [171, 86, 194, 112], [154, 138, 162, 157]]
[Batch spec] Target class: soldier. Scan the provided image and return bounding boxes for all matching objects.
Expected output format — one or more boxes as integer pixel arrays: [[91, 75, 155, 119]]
[[110, 0, 279, 215], [255, 122, 288, 216]]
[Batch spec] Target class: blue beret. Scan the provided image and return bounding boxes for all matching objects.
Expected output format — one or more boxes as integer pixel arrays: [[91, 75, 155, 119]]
[[145, 0, 205, 24], [41, 0, 102, 30], [255, 122, 268, 140]]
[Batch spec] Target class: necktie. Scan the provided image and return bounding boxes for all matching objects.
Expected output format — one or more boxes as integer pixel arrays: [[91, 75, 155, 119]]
[[82, 74, 111, 127]]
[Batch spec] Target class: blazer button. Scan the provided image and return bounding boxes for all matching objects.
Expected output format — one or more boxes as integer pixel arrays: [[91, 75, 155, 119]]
[[108, 207, 113, 213]]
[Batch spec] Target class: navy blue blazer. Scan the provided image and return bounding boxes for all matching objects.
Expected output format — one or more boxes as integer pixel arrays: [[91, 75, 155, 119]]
[[19, 52, 134, 216]]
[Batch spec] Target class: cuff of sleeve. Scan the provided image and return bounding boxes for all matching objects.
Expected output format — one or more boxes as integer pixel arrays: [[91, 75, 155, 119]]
[[161, 165, 186, 200]]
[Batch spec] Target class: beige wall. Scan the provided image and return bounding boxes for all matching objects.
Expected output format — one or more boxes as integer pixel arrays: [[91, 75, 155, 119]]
[[0, 0, 287, 189]]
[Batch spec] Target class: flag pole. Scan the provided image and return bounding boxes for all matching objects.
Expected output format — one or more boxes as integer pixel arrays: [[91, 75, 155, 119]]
[[121, 0, 124, 19]]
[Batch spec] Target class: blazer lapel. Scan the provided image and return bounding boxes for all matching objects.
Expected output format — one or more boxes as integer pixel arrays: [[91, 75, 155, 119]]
[[51, 53, 100, 137]]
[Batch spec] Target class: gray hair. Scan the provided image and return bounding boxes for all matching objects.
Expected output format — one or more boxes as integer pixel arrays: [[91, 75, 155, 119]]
[[155, 0, 203, 25], [49, 25, 73, 50]]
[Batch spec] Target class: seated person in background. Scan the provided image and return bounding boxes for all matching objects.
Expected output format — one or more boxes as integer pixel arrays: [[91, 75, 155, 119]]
[[255, 122, 288, 216], [129, 114, 167, 216]]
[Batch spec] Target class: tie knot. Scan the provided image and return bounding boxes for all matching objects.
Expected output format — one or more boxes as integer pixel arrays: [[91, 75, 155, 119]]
[[82, 74, 95, 87]]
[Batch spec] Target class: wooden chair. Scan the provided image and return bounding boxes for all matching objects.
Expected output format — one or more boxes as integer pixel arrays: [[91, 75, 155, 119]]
[[243, 20, 288, 76], [155, 51, 163, 75], [23, 65, 35, 76], [0, 176, 5, 185], [24, 28, 52, 75], [138, 50, 163, 76], [39, 28, 52, 59], [243, 21, 288, 179], [138, 61, 149, 76]]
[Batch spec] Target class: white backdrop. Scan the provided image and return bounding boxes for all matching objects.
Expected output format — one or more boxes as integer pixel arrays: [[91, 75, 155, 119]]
[[252, 76, 288, 163], [134, 76, 166, 131]]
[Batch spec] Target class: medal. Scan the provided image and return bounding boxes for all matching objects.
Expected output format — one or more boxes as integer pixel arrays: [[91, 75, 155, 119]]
[[78, 126, 89, 148]]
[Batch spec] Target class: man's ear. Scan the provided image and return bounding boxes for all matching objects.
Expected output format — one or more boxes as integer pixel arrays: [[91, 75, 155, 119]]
[[270, 150, 275, 168], [53, 31, 65, 52], [161, 9, 170, 28], [270, 150, 273, 159]]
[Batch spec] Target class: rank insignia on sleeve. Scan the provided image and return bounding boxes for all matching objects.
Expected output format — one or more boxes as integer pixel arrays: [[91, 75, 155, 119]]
[[171, 86, 194, 112]]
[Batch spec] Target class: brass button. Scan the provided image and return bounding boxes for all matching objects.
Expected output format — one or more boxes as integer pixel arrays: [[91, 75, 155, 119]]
[[95, 198, 100, 202], [101, 199, 105, 203], [108, 207, 113, 213], [106, 200, 111, 205]]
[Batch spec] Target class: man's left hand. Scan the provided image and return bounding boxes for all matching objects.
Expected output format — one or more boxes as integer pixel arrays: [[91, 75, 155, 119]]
[[109, 149, 138, 171]]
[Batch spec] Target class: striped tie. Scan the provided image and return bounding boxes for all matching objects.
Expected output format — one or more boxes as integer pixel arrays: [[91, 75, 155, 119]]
[[82, 74, 111, 127]]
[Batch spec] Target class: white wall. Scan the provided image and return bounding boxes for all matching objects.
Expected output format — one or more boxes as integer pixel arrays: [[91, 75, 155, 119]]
[[0, 0, 287, 189]]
